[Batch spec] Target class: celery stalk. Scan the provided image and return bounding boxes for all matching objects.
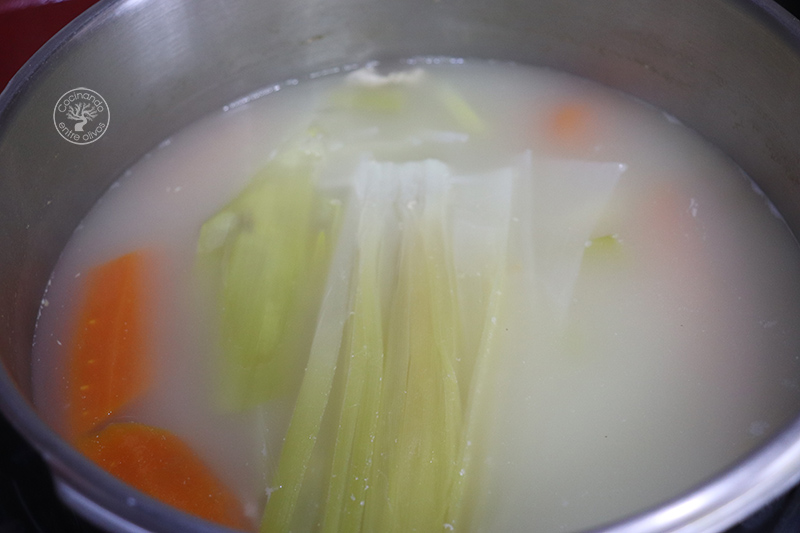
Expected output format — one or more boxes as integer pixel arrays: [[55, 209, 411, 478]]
[[259, 157, 516, 532], [259, 189, 360, 532], [321, 172, 390, 533], [445, 170, 513, 531], [445, 269, 508, 531], [379, 214, 462, 532], [357, 161, 462, 533], [196, 150, 341, 411], [330, 85, 408, 114], [583, 233, 624, 263], [532, 159, 625, 324], [437, 84, 485, 135]]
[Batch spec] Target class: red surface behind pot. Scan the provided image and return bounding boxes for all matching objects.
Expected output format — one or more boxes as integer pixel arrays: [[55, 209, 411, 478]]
[[0, 0, 102, 92]]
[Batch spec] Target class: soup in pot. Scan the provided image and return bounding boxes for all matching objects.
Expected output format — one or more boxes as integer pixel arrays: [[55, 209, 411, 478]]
[[32, 60, 800, 532]]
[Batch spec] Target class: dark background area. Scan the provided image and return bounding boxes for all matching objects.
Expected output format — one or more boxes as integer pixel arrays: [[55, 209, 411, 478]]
[[2, 0, 800, 532]]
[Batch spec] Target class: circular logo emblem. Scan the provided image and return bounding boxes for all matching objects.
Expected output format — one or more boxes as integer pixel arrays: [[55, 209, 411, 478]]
[[53, 88, 110, 145]]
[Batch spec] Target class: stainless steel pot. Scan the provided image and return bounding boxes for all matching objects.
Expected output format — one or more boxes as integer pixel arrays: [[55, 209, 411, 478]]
[[1, 1, 800, 531]]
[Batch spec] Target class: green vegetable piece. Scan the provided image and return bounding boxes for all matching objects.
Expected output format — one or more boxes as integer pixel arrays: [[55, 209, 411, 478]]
[[360, 163, 463, 533], [320, 178, 388, 533], [583, 233, 624, 264], [329, 85, 407, 114], [445, 182, 512, 531], [445, 268, 507, 530], [196, 150, 341, 412], [437, 84, 485, 135], [259, 189, 361, 532], [258, 158, 515, 532]]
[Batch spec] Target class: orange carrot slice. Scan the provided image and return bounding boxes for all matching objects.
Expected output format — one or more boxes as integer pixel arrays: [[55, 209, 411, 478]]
[[76, 422, 248, 530], [546, 102, 595, 149], [67, 251, 153, 439], [640, 183, 715, 307]]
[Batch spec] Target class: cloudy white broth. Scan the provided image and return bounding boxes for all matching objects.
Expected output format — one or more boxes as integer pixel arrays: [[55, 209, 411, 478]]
[[32, 60, 800, 532]]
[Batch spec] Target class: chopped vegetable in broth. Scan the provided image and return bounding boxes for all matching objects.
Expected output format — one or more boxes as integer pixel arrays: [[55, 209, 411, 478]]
[[33, 60, 800, 532]]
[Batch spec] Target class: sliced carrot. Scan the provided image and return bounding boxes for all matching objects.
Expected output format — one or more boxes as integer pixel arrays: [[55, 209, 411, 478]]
[[67, 251, 153, 439], [76, 422, 248, 530], [545, 102, 595, 149], [640, 183, 716, 307]]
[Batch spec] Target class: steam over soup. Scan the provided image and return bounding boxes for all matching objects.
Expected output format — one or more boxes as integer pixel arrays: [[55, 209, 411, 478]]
[[33, 60, 800, 532]]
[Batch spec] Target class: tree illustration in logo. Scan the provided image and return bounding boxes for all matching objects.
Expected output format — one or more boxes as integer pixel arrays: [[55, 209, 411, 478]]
[[65, 102, 99, 132]]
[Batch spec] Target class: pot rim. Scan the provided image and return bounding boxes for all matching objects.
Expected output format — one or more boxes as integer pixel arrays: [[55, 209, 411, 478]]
[[2, 1, 800, 532]]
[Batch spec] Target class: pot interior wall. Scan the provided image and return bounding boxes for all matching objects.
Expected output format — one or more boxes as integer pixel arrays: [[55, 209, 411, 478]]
[[2, 0, 800, 396], [0, 0, 799, 531]]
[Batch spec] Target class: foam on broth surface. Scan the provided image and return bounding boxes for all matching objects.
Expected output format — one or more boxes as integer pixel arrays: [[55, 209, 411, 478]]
[[32, 60, 800, 532]]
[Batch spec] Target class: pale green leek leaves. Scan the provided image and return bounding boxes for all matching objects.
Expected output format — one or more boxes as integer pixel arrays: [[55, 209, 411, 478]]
[[259, 158, 513, 533], [195, 66, 624, 532]]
